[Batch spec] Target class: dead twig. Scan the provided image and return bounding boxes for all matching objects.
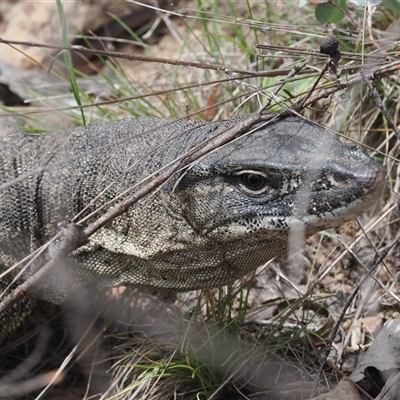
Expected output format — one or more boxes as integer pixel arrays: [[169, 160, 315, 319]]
[[362, 72, 400, 141]]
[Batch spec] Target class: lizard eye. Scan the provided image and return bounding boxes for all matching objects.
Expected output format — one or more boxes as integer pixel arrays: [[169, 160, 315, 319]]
[[237, 171, 271, 195]]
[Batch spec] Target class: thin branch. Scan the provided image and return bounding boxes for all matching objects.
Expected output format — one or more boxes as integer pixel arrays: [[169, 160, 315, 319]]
[[0, 38, 295, 77], [362, 72, 400, 141]]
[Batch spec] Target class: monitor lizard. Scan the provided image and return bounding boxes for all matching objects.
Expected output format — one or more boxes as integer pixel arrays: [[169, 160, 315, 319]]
[[0, 115, 385, 340]]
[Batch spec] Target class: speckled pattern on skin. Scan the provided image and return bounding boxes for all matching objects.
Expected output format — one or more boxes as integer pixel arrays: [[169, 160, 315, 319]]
[[0, 115, 385, 339]]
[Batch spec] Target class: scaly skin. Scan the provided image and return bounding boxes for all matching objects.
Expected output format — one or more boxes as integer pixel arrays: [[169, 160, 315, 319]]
[[0, 116, 385, 338]]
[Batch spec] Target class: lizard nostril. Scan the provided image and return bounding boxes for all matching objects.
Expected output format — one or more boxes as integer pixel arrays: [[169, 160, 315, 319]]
[[364, 169, 386, 192]]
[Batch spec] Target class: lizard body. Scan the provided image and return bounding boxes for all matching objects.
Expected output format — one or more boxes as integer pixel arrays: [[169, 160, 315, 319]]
[[0, 116, 385, 338]]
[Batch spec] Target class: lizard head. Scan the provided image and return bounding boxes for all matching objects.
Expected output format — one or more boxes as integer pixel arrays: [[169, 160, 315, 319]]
[[174, 117, 385, 244]]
